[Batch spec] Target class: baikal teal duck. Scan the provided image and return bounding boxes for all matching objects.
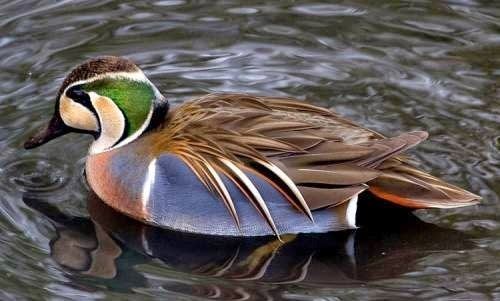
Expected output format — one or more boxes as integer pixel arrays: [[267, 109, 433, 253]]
[[25, 56, 480, 238]]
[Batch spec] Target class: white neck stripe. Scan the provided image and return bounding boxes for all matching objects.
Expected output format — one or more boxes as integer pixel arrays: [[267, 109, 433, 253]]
[[63, 70, 148, 97]]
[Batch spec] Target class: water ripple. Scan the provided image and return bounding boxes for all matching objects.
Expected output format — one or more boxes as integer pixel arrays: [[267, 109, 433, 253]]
[[0, 157, 70, 194], [292, 4, 367, 17]]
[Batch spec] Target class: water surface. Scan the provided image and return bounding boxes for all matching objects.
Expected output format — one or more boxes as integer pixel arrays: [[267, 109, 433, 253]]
[[0, 0, 499, 300]]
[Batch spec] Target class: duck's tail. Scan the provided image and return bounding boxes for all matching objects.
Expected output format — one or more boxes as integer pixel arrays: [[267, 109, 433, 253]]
[[368, 162, 480, 209]]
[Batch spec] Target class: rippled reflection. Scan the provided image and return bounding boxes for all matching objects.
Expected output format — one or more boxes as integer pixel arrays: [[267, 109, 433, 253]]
[[22, 193, 474, 300]]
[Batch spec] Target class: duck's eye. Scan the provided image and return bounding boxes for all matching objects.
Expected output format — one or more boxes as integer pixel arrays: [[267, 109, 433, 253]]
[[66, 85, 92, 108]]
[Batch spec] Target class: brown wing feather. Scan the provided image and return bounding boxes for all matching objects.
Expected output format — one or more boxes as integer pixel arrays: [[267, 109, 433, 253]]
[[299, 185, 368, 210], [368, 163, 480, 208], [144, 93, 479, 235]]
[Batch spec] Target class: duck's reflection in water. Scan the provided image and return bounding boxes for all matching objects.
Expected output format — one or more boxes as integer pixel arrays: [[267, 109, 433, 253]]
[[23, 193, 473, 298]]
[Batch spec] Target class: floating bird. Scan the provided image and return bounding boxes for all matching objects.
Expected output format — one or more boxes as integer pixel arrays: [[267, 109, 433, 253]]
[[24, 56, 479, 237]]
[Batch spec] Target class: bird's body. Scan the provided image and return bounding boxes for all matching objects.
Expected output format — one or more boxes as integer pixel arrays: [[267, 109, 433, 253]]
[[25, 56, 480, 237]]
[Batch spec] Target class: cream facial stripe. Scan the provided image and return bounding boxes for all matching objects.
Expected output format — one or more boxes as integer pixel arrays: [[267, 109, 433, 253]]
[[62, 70, 165, 105], [88, 92, 126, 154], [63, 70, 146, 94], [59, 95, 99, 132]]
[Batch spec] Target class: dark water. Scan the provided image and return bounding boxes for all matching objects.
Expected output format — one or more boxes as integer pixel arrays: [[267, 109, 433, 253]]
[[0, 0, 499, 300]]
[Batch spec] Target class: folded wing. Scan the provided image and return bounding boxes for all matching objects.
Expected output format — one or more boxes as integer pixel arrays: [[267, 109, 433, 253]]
[[146, 94, 479, 236]]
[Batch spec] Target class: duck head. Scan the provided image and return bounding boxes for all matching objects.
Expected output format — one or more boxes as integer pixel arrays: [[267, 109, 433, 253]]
[[24, 56, 168, 154]]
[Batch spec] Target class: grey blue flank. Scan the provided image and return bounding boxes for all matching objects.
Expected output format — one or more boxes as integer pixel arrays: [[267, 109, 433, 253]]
[[108, 148, 354, 236]]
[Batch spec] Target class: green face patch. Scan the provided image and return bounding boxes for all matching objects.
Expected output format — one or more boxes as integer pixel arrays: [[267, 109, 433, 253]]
[[83, 78, 154, 137]]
